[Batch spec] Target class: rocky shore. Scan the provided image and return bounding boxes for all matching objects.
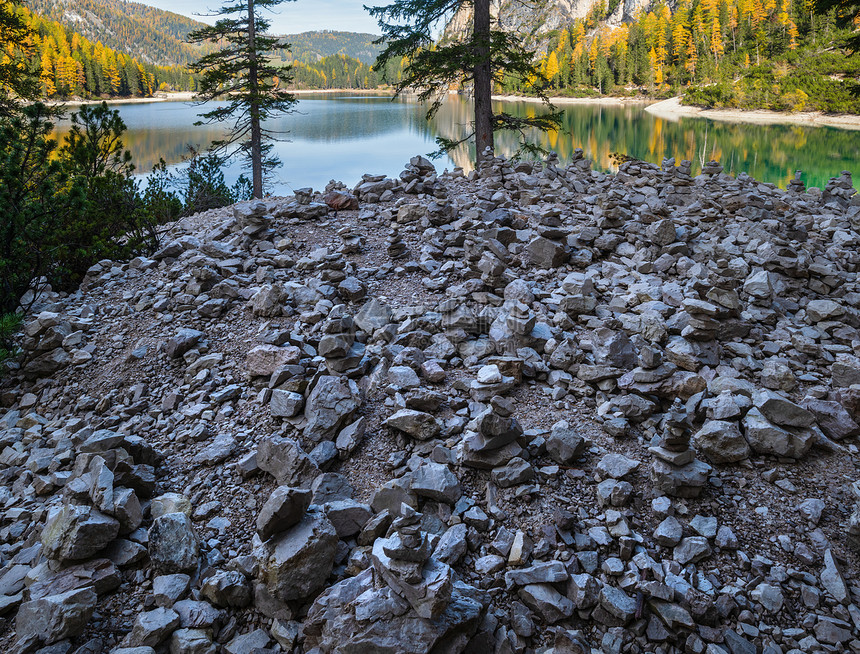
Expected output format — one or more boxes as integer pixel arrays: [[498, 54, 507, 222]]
[[1, 150, 860, 654]]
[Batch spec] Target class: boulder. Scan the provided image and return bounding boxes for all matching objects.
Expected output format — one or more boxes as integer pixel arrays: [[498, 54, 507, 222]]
[[148, 513, 198, 573], [256, 511, 338, 602], [304, 376, 361, 442], [41, 504, 120, 563]]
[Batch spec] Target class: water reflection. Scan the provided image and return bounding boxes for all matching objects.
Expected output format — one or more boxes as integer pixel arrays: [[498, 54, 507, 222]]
[[50, 94, 860, 192]]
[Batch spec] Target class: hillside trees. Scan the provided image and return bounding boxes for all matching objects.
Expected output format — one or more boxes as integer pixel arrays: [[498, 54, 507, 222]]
[[524, 0, 859, 112], [368, 0, 560, 164], [188, 0, 298, 198], [0, 0, 39, 112]]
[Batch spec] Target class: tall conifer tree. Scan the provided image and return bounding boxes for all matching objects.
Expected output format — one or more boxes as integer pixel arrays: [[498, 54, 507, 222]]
[[367, 0, 560, 164], [188, 0, 297, 198]]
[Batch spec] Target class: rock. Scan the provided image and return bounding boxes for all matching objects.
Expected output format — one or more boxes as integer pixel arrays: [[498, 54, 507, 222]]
[[41, 504, 120, 563], [491, 457, 535, 487], [411, 462, 462, 504], [505, 561, 568, 588], [797, 498, 825, 524], [304, 376, 361, 442], [821, 549, 849, 604], [256, 486, 312, 540], [545, 420, 586, 464], [518, 583, 574, 623], [596, 453, 640, 480], [385, 409, 442, 440], [246, 345, 300, 377], [528, 236, 568, 268], [190, 434, 236, 465], [153, 574, 191, 608], [149, 513, 198, 573], [692, 420, 750, 463], [169, 628, 215, 654], [255, 511, 338, 601], [653, 517, 683, 547], [754, 390, 815, 428], [166, 329, 204, 359], [15, 587, 97, 646], [256, 435, 319, 487], [597, 585, 636, 623], [802, 398, 860, 440], [324, 500, 372, 537], [200, 570, 251, 608], [127, 607, 181, 648], [742, 408, 814, 459], [673, 537, 712, 565], [303, 568, 482, 654], [354, 298, 393, 333], [270, 389, 304, 418]]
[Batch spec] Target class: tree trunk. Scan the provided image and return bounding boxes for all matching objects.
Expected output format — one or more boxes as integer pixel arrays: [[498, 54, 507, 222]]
[[473, 0, 493, 166], [247, 0, 263, 198]]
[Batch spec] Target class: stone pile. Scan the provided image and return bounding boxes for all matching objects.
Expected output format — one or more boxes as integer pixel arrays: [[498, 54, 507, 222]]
[[319, 305, 366, 376], [649, 399, 711, 497], [386, 228, 408, 260], [788, 170, 806, 194], [4, 149, 860, 654], [461, 394, 525, 470]]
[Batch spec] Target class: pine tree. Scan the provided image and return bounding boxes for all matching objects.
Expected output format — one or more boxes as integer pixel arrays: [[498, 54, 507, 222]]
[[367, 0, 560, 163], [188, 0, 298, 198]]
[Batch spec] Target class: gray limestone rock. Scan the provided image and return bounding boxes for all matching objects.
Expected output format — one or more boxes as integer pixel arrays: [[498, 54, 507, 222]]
[[256, 486, 312, 540], [518, 583, 574, 623], [41, 504, 120, 563], [304, 376, 361, 442], [148, 513, 198, 574], [126, 607, 181, 648], [546, 420, 586, 464], [411, 461, 462, 504], [385, 409, 442, 440], [692, 420, 751, 464], [15, 587, 97, 646], [256, 435, 319, 487], [255, 510, 338, 602]]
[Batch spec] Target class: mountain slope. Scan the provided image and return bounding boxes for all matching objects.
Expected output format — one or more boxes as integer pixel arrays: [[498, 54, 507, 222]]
[[26, 0, 210, 65], [282, 31, 382, 65], [26, 0, 385, 68]]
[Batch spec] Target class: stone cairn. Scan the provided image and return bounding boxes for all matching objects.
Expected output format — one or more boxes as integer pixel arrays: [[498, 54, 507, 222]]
[[567, 147, 592, 174], [338, 225, 363, 255], [233, 201, 274, 245], [822, 170, 857, 207], [372, 504, 453, 619], [400, 155, 443, 196], [649, 399, 711, 498], [318, 305, 365, 376], [662, 158, 695, 206], [700, 159, 724, 179], [787, 170, 806, 194], [387, 229, 408, 260], [461, 394, 524, 469], [527, 206, 570, 269], [316, 253, 347, 285]]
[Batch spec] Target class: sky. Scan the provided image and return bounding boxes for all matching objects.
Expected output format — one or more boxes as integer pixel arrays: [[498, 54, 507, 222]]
[[138, 0, 383, 34]]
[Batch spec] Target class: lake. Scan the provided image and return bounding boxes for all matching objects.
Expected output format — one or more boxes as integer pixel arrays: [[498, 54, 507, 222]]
[[52, 93, 860, 193]]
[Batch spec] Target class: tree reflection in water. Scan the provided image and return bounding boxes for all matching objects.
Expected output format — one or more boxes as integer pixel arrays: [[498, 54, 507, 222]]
[[51, 94, 859, 192]]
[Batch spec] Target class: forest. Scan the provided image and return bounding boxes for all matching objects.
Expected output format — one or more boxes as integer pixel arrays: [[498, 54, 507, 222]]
[[512, 0, 860, 112], [4, 5, 197, 97], [2, 3, 404, 99]]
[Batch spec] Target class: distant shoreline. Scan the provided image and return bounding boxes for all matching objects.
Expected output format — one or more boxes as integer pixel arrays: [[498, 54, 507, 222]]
[[45, 89, 396, 107], [492, 93, 653, 106], [646, 96, 860, 131]]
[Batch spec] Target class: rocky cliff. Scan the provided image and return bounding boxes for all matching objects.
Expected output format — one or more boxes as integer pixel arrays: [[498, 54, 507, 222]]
[[443, 0, 655, 49], [2, 152, 860, 653]]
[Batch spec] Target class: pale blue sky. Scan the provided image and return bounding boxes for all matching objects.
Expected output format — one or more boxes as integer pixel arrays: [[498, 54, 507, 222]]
[[139, 0, 382, 34]]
